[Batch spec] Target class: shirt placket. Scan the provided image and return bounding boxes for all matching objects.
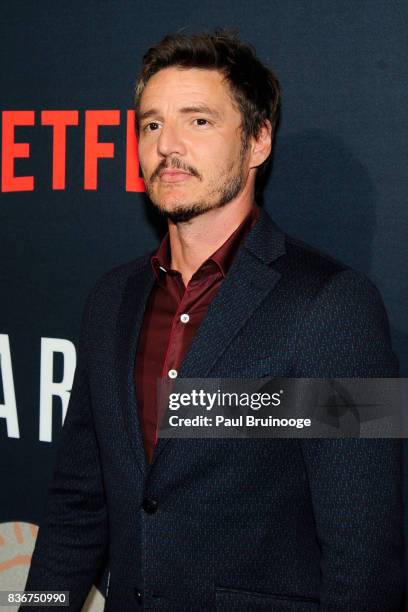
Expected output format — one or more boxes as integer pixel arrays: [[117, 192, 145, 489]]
[[153, 275, 192, 444], [161, 280, 194, 380]]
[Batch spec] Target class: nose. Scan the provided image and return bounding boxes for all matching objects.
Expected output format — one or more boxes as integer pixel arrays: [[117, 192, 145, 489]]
[[156, 121, 187, 158]]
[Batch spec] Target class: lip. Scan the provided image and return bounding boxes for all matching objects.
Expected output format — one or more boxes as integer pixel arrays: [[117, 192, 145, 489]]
[[159, 170, 193, 183]]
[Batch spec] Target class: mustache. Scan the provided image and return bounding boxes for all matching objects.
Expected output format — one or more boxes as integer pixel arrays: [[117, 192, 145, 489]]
[[150, 158, 202, 182]]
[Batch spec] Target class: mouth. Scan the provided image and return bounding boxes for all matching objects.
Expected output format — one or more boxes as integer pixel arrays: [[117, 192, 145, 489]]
[[158, 170, 193, 183]]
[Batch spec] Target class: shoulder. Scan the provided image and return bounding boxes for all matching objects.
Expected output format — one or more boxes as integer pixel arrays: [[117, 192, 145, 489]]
[[90, 253, 152, 299], [280, 241, 397, 376], [79, 253, 152, 326], [267, 231, 397, 376], [280, 232, 392, 334], [252, 208, 376, 302], [279, 232, 349, 288], [267, 230, 384, 315]]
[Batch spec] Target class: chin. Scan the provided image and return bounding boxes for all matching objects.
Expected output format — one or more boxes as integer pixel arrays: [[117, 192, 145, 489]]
[[151, 198, 211, 224]]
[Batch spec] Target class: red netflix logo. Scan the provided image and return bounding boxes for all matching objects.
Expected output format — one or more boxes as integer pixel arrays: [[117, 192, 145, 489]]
[[1, 110, 145, 192]]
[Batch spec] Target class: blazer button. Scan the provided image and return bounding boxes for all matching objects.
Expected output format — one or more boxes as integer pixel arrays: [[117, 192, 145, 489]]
[[134, 588, 143, 605], [142, 497, 158, 514]]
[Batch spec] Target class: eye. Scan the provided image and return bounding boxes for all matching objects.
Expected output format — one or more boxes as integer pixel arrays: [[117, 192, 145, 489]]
[[193, 118, 210, 127], [143, 121, 161, 132]]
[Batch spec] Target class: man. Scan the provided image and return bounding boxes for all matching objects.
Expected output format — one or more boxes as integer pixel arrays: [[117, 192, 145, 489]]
[[23, 30, 404, 611]]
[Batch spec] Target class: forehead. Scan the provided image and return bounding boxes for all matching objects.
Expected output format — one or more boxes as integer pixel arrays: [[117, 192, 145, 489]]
[[139, 67, 238, 114]]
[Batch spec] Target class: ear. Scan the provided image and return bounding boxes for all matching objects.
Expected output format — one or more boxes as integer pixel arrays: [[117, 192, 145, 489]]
[[249, 120, 272, 169]]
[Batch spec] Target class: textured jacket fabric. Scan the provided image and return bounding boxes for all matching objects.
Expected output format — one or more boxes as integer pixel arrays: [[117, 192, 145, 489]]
[[22, 208, 404, 611]]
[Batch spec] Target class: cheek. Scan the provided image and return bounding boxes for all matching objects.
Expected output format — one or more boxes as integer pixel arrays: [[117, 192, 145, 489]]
[[138, 141, 156, 169], [213, 137, 239, 161]]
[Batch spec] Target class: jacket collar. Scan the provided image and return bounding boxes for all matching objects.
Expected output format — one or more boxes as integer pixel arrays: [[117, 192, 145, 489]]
[[244, 206, 286, 266]]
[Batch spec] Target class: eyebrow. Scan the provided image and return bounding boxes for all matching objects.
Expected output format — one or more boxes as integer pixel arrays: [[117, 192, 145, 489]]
[[179, 105, 222, 120], [137, 104, 222, 124]]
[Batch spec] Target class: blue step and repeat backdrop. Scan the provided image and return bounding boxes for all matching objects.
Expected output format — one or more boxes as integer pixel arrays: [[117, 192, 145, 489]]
[[1, 1, 407, 606]]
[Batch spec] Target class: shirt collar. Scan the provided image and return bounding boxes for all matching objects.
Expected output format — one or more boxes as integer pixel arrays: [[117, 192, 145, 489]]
[[151, 205, 261, 282]]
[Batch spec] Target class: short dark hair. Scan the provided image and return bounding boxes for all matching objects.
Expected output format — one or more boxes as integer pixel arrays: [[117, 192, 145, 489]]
[[134, 29, 281, 189]]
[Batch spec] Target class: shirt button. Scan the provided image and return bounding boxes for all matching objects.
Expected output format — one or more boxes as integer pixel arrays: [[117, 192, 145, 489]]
[[180, 313, 190, 323], [168, 369, 178, 379]]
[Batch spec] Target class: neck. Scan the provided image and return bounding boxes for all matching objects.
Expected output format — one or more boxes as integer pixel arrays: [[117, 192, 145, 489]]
[[168, 195, 255, 287]]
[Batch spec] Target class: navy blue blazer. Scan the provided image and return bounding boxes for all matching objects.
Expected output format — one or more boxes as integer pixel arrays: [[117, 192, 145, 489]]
[[23, 208, 404, 611]]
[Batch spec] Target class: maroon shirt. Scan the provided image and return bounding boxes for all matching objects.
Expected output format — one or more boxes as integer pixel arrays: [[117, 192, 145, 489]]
[[134, 205, 260, 462]]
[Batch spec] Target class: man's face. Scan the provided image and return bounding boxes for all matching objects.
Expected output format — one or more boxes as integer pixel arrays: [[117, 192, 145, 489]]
[[137, 67, 252, 223]]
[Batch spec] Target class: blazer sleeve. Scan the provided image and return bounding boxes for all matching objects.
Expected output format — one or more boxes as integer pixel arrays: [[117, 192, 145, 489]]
[[20, 286, 109, 611], [293, 270, 405, 611]]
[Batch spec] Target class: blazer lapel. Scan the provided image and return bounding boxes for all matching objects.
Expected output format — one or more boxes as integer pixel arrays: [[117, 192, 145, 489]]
[[115, 257, 155, 475], [179, 249, 282, 377], [182, 208, 286, 377], [152, 209, 286, 463]]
